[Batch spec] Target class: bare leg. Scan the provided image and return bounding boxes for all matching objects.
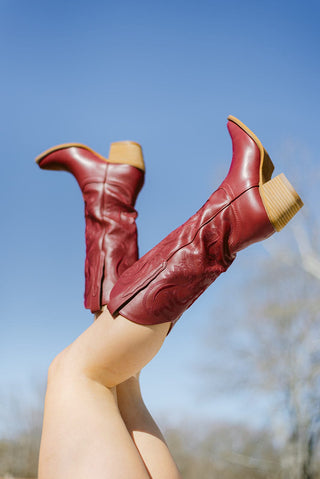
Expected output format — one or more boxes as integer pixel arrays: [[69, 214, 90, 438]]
[[39, 310, 171, 479], [94, 307, 181, 478], [117, 373, 181, 479]]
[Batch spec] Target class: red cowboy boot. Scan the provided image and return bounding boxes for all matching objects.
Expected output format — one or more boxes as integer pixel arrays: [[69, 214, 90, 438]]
[[35, 141, 145, 313], [108, 116, 303, 328]]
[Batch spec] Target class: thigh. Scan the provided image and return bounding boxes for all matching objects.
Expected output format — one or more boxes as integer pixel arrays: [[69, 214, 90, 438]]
[[65, 308, 171, 388]]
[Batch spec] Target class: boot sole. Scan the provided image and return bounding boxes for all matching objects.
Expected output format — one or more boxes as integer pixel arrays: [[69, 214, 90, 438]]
[[228, 115, 303, 231], [35, 141, 145, 172]]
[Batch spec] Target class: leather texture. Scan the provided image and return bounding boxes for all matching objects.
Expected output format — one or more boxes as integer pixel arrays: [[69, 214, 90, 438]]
[[37, 146, 144, 312], [108, 119, 275, 327]]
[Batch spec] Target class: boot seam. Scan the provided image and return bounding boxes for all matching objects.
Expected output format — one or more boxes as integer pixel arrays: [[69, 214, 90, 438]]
[[112, 187, 255, 305]]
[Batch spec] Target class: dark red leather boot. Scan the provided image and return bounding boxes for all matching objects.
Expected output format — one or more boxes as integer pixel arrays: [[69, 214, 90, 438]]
[[108, 116, 303, 328], [36, 141, 145, 313]]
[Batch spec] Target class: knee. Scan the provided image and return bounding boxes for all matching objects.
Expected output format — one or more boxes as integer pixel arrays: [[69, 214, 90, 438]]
[[47, 345, 116, 390], [47, 346, 74, 384]]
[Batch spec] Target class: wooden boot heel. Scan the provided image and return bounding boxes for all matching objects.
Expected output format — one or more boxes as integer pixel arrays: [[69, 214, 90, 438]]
[[260, 173, 304, 231]]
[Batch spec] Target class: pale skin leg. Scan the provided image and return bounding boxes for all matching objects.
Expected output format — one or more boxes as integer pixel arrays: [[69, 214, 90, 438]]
[[116, 373, 181, 479], [38, 309, 180, 479], [94, 306, 181, 479]]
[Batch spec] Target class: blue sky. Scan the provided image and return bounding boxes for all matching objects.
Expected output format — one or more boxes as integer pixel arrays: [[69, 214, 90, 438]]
[[1, 0, 319, 434]]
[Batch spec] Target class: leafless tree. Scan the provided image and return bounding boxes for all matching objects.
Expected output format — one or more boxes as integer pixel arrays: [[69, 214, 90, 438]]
[[0, 381, 44, 478], [165, 421, 282, 478], [201, 214, 320, 479]]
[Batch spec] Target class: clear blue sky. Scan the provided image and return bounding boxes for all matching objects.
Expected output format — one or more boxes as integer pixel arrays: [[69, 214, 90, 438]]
[[1, 0, 319, 434]]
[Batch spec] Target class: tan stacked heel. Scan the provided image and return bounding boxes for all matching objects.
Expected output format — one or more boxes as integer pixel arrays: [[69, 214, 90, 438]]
[[108, 141, 145, 171], [260, 173, 304, 231]]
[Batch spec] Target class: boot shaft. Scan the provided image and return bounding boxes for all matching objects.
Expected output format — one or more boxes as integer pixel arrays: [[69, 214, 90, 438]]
[[108, 116, 303, 328], [36, 141, 145, 313]]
